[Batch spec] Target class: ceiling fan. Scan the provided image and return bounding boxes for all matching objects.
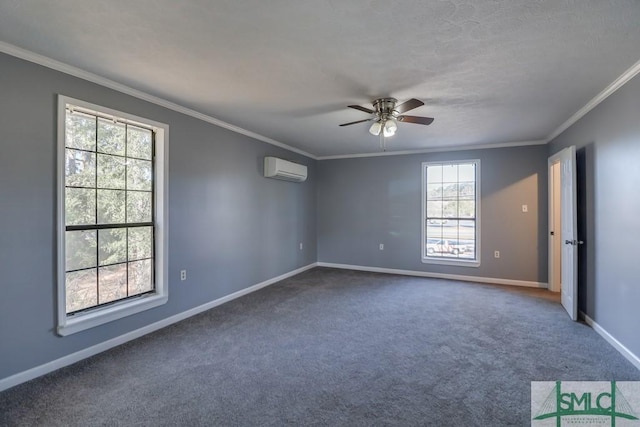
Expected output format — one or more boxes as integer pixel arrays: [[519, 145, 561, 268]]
[[339, 98, 434, 137]]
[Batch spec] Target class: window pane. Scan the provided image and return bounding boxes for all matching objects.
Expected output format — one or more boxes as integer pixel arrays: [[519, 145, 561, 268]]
[[426, 223, 444, 241], [127, 159, 152, 191], [443, 220, 460, 246], [426, 183, 442, 200], [426, 201, 443, 218], [99, 228, 127, 266], [65, 188, 96, 226], [98, 263, 128, 304], [97, 189, 125, 224], [447, 238, 464, 258], [459, 221, 476, 259], [127, 191, 152, 223], [97, 118, 125, 155], [458, 163, 475, 182], [97, 154, 126, 189], [129, 226, 153, 261], [426, 165, 442, 184], [442, 200, 458, 218], [66, 269, 97, 313], [459, 200, 475, 218], [66, 112, 96, 151], [442, 183, 457, 201], [425, 238, 444, 257], [459, 182, 475, 199], [442, 164, 458, 182], [129, 259, 153, 295], [66, 230, 97, 271], [65, 149, 96, 188], [127, 126, 152, 160], [443, 219, 459, 236]]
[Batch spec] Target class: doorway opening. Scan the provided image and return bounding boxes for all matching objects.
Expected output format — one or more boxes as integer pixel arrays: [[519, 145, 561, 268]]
[[548, 146, 578, 321], [548, 161, 562, 293]]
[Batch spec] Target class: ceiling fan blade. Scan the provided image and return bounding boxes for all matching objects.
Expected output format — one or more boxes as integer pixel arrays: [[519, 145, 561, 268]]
[[348, 105, 374, 114], [395, 98, 424, 114], [339, 118, 372, 127], [397, 115, 434, 125]]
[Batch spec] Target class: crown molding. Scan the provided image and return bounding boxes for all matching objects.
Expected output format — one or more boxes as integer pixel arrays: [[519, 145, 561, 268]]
[[316, 139, 547, 160], [318, 58, 640, 160], [2, 41, 638, 161], [0, 41, 318, 160], [545, 58, 640, 143]]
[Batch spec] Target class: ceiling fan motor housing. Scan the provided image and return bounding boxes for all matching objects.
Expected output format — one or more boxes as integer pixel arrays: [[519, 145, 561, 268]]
[[373, 98, 398, 120]]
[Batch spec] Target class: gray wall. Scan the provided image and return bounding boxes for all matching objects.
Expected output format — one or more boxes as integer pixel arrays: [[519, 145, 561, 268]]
[[549, 73, 640, 359], [317, 145, 548, 283], [0, 53, 317, 380], [4, 43, 636, 384]]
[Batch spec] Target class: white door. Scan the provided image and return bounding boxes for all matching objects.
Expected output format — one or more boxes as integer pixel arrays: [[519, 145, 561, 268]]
[[559, 146, 578, 320]]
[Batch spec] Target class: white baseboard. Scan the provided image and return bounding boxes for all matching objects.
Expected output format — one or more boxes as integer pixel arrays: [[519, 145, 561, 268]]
[[582, 313, 640, 372], [0, 263, 318, 392], [317, 262, 548, 289]]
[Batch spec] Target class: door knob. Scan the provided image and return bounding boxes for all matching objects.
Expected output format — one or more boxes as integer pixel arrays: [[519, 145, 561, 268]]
[[564, 240, 584, 245]]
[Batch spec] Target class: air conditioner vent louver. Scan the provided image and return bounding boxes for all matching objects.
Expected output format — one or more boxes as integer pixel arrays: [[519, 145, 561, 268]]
[[264, 157, 307, 182]]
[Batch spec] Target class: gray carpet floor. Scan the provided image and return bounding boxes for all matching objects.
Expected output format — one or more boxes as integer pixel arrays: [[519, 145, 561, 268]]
[[1, 267, 639, 426]]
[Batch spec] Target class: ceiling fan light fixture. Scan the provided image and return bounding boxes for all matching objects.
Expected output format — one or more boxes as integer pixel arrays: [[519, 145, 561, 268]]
[[369, 120, 382, 136], [383, 118, 397, 137]]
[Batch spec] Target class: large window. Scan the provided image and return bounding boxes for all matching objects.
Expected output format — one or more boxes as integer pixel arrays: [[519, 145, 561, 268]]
[[57, 96, 168, 335], [422, 160, 480, 266]]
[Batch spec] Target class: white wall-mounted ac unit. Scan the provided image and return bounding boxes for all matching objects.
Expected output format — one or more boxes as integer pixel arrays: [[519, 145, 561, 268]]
[[264, 157, 308, 182]]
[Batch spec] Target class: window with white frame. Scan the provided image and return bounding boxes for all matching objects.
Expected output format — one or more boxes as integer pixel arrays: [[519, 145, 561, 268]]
[[57, 96, 168, 335], [422, 160, 480, 266]]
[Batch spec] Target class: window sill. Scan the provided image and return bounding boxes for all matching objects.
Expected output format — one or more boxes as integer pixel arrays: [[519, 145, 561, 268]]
[[422, 258, 480, 268], [57, 293, 167, 336]]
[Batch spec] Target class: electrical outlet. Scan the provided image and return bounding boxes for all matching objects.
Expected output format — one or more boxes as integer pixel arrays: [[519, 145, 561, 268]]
[[522, 204, 528, 213], [180, 270, 187, 281], [379, 243, 384, 250], [494, 251, 500, 259], [299, 242, 303, 250]]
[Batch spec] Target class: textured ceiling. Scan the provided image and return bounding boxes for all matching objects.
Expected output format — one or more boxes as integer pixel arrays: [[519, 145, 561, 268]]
[[1, 0, 639, 157]]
